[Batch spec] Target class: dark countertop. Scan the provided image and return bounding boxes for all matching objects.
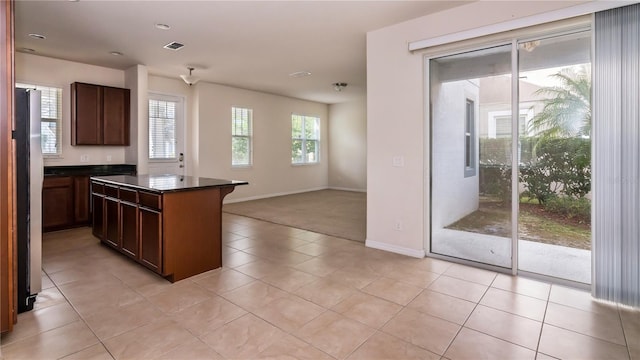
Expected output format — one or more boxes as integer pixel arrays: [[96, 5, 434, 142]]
[[91, 174, 248, 193], [45, 164, 136, 177]]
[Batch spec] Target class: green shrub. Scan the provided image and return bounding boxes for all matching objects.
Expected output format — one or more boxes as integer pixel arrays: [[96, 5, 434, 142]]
[[479, 163, 511, 205], [543, 196, 591, 223], [519, 137, 591, 203]]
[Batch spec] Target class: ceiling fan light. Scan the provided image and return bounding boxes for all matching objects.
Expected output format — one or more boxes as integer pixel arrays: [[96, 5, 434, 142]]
[[180, 67, 200, 86]]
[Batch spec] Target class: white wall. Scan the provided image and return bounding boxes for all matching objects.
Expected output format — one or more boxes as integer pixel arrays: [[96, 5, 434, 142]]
[[196, 82, 329, 201], [431, 80, 479, 230], [16, 53, 127, 167], [328, 97, 367, 192], [366, 1, 587, 256]]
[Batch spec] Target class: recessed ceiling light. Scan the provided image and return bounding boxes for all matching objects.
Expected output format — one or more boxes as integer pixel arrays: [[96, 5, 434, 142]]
[[155, 23, 171, 30], [28, 33, 46, 40], [289, 71, 312, 78], [19, 47, 36, 53], [109, 51, 123, 56]]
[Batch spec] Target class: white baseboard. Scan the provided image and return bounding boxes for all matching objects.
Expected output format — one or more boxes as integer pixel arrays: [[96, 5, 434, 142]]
[[224, 186, 329, 204], [365, 239, 426, 258], [328, 186, 366, 193]]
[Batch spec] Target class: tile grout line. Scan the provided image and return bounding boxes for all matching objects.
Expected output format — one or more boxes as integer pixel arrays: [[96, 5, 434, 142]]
[[41, 268, 117, 360]]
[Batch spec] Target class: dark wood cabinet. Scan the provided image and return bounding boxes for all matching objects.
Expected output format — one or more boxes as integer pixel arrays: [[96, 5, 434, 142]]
[[90, 178, 241, 282], [71, 83, 100, 145], [73, 176, 90, 223], [120, 201, 138, 259], [139, 206, 162, 272], [92, 193, 104, 239], [42, 177, 74, 230], [71, 82, 130, 146], [41, 175, 92, 230], [104, 186, 120, 249]]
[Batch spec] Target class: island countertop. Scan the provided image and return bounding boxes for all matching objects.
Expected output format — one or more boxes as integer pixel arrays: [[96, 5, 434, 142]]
[[91, 174, 248, 193]]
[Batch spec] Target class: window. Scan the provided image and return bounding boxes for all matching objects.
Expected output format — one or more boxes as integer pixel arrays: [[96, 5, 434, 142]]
[[231, 107, 252, 166], [16, 83, 62, 156], [291, 114, 320, 164], [464, 99, 476, 177], [149, 98, 177, 160]]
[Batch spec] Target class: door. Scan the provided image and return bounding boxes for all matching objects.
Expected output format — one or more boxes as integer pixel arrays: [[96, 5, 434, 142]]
[[430, 44, 513, 269], [517, 31, 592, 283], [428, 29, 592, 284], [148, 94, 185, 176]]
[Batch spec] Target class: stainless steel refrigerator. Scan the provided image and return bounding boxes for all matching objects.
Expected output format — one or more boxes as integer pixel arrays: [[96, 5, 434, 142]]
[[15, 88, 42, 313]]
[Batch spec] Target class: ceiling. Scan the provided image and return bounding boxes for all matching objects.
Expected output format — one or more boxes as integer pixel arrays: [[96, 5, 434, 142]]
[[15, 1, 471, 104]]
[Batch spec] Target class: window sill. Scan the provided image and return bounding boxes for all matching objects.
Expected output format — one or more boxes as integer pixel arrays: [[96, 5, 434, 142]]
[[291, 162, 320, 167], [232, 165, 253, 170]]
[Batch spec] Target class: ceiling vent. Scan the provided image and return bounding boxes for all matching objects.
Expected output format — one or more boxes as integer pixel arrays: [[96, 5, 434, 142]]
[[163, 41, 184, 51]]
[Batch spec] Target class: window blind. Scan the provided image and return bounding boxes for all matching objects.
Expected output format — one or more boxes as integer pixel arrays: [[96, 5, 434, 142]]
[[15, 83, 62, 155], [148, 99, 177, 160], [593, 3, 640, 308], [231, 107, 252, 166]]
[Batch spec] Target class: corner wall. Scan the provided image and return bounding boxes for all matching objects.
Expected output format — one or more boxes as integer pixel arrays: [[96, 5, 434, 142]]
[[328, 97, 367, 192]]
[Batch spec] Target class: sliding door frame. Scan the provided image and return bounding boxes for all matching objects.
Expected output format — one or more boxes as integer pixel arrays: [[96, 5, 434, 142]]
[[424, 25, 593, 287]]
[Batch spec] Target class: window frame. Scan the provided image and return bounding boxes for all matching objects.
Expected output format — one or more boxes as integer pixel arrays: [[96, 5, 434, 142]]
[[148, 95, 181, 162], [231, 106, 253, 168], [291, 114, 320, 165], [15, 82, 63, 157], [464, 98, 476, 177]]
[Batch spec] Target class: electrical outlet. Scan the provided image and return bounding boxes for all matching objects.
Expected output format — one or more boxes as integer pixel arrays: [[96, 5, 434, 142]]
[[394, 220, 403, 231], [80, 155, 89, 163], [392, 156, 404, 167], [106, 155, 112, 162]]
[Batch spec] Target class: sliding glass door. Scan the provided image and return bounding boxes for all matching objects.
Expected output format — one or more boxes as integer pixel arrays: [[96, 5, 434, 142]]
[[430, 44, 513, 269], [429, 29, 592, 284], [517, 31, 592, 283]]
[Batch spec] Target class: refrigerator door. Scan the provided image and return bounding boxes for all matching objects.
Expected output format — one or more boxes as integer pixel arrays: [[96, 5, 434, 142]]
[[29, 90, 42, 295]]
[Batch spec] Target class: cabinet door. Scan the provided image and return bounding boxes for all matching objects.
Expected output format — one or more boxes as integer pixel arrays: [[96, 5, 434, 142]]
[[92, 194, 104, 240], [42, 177, 74, 231], [104, 197, 120, 249], [74, 176, 90, 224], [139, 207, 162, 273], [71, 83, 101, 145], [102, 87, 130, 145], [120, 201, 138, 259]]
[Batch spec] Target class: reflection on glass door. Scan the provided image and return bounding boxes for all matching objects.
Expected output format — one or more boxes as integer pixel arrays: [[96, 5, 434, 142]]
[[430, 44, 513, 268], [517, 31, 592, 283]]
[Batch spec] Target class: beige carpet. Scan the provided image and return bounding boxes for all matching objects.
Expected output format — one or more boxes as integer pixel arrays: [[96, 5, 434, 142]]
[[223, 190, 366, 242]]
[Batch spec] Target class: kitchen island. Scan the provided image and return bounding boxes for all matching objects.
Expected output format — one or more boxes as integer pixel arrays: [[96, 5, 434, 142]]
[[90, 174, 248, 282]]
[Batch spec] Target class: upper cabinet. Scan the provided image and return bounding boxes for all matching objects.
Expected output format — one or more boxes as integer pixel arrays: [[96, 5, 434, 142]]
[[71, 82, 130, 146]]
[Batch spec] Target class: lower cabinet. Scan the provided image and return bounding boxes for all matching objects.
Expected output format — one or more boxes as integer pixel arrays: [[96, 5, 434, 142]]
[[43, 175, 95, 232], [91, 181, 163, 275], [42, 176, 74, 230], [120, 201, 138, 259], [90, 179, 235, 282], [139, 207, 162, 272], [104, 196, 120, 249], [92, 193, 104, 239]]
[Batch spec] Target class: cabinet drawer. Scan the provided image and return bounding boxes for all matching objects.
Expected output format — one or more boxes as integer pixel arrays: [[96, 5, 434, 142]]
[[91, 182, 105, 195], [104, 184, 119, 198], [139, 191, 161, 210], [119, 187, 137, 203], [43, 176, 72, 188]]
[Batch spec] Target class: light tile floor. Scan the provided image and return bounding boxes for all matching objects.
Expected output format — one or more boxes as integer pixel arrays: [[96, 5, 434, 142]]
[[1, 213, 639, 359]]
